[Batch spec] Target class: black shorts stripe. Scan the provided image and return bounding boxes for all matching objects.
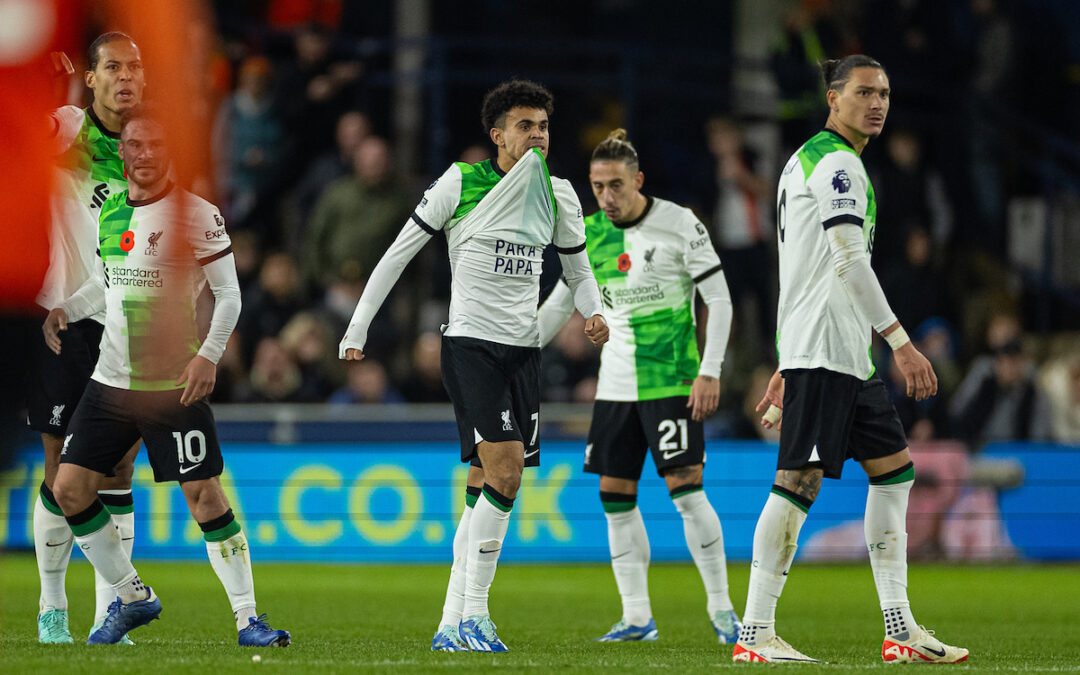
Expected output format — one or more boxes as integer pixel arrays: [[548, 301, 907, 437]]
[[822, 214, 863, 230], [693, 263, 724, 284], [555, 241, 586, 254], [198, 246, 233, 266], [411, 212, 438, 235]]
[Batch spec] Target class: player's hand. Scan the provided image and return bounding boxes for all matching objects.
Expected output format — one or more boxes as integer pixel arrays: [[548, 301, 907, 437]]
[[687, 374, 720, 422], [176, 355, 217, 406], [344, 348, 365, 361], [755, 368, 785, 429], [50, 51, 74, 76], [892, 342, 938, 401], [42, 308, 69, 355], [584, 314, 609, 346]]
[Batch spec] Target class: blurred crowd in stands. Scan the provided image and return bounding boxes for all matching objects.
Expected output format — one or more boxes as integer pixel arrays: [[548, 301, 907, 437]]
[[67, 0, 1079, 449]]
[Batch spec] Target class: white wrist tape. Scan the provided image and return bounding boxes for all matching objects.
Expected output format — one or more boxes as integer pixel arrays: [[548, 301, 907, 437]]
[[884, 326, 911, 351], [761, 404, 782, 426]]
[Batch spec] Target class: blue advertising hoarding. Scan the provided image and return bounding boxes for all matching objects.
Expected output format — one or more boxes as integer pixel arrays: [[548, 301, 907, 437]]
[[1, 441, 1075, 561]]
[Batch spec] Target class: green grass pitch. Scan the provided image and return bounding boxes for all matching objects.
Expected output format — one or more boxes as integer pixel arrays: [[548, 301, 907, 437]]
[[2, 553, 1078, 672]]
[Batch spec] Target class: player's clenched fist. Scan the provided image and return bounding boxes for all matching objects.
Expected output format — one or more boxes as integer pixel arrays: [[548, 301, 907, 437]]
[[584, 314, 609, 346], [344, 348, 366, 361]]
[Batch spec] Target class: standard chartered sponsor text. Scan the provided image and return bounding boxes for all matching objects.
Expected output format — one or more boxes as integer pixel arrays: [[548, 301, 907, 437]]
[[608, 283, 665, 305], [112, 266, 164, 287]]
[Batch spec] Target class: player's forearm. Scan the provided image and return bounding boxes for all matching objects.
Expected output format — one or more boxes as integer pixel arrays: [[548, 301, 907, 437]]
[[339, 218, 431, 356], [825, 224, 898, 334], [696, 271, 733, 378], [59, 277, 105, 322], [558, 248, 604, 320], [198, 255, 242, 364], [537, 278, 575, 348]]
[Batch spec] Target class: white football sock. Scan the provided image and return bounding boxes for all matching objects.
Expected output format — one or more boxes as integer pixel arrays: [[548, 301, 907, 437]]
[[672, 489, 733, 614], [205, 530, 257, 631], [73, 527, 141, 602], [95, 495, 135, 623], [866, 479, 918, 638], [34, 495, 72, 611], [606, 506, 652, 626], [438, 503, 474, 629], [741, 492, 808, 645], [462, 488, 512, 619]]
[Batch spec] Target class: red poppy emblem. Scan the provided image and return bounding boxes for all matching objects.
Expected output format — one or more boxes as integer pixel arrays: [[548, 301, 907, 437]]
[[120, 231, 135, 252], [617, 252, 631, 272]]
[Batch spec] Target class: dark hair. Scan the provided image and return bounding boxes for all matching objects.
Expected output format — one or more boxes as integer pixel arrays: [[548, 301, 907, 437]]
[[820, 54, 886, 92], [88, 31, 136, 71], [591, 128, 639, 170], [480, 79, 554, 131], [119, 103, 161, 135]]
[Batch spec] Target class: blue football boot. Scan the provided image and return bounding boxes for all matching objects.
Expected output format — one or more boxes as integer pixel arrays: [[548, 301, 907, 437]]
[[459, 616, 508, 652], [238, 613, 291, 647], [86, 588, 161, 645], [596, 617, 659, 642], [431, 624, 468, 651], [711, 609, 742, 644]]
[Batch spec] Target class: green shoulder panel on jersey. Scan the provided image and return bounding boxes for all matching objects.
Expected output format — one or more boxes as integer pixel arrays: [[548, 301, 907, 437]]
[[530, 147, 558, 220], [865, 181, 877, 229], [797, 130, 857, 181], [451, 149, 558, 222], [98, 191, 134, 261], [57, 109, 125, 184], [452, 159, 501, 220], [583, 211, 625, 284]]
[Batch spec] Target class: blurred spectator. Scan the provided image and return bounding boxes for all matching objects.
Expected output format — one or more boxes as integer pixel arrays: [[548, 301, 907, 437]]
[[967, 0, 1017, 255], [399, 332, 449, 403], [540, 312, 599, 403], [733, 364, 781, 442], [880, 227, 952, 331], [279, 311, 341, 400], [237, 252, 306, 367], [329, 359, 404, 404], [458, 144, 491, 166], [770, 0, 846, 151], [275, 22, 362, 171], [212, 333, 247, 403], [703, 116, 773, 359], [949, 314, 1050, 448], [303, 136, 413, 291], [213, 56, 285, 232], [913, 317, 963, 395], [233, 337, 308, 403], [869, 128, 953, 271], [1039, 354, 1080, 443], [230, 230, 262, 293], [287, 110, 372, 243]]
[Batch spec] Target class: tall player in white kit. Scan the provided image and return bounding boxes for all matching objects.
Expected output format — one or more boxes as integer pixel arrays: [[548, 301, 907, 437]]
[[339, 80, 608, 652], [31, 33, 145, 645], [538, 129, 741, 645], [732, 56, 967, 664]]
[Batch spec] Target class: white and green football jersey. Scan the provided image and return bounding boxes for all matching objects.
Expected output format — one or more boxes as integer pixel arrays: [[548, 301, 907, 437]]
[[587, 196, 723, 401], [38, 106, 129, 322], [776, 129, 878, 379], [92, 184, 232, 391], [413, 148, 587, 347]]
